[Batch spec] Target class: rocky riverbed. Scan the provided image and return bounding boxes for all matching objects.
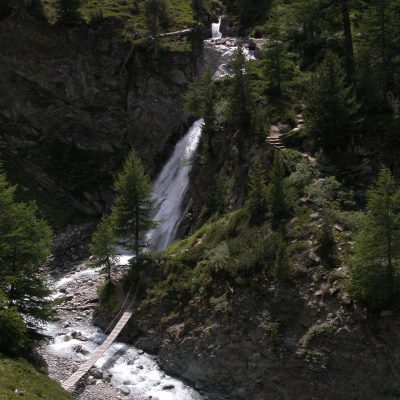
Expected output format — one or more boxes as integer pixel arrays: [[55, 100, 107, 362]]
[[40, 261, 204, 400]]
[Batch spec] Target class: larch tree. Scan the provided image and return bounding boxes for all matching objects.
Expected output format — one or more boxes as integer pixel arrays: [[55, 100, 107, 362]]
[[305, 51, 360, 153], [349, 168, 400, 308], [228, 45, 253, 154], [269, 151, 288, 230], [55, 0, 81, 25], [144, 0, 169, 56], [111, 150, 156, 259], [0, 171, 54, 353], [246, 156, 268, 225], [90, 214, 119, 284]]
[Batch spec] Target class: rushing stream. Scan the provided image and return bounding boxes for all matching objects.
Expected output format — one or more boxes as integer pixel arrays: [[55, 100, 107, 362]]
[[41, 19, 256, 400]]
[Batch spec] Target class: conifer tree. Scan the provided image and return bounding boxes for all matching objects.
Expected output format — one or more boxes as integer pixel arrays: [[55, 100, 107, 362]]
[[228, 46, 253, 152], [192, 0, 204, 21], [269, 151, 288, 230], [305, 52, 360, 152], [355, 0, 400, 105], [349, 168, 400, 308], [90, 215, 119, 284], [144, 0, 169, 56], [0, 171, 53, 350], [272, 232, 289, 281], [55, 0, 81, 25], [246, 156, 268, 225], [263, 4, 294, 96], [316, 214, 338, 268], [112, 150, 155, 258]]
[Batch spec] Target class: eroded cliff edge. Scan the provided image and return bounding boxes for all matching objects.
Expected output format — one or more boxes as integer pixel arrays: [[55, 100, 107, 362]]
[[0, 12, 199, 218]]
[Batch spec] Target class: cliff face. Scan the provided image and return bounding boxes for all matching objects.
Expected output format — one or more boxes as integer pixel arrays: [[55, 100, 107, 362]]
[[0, 14, 198, 216]]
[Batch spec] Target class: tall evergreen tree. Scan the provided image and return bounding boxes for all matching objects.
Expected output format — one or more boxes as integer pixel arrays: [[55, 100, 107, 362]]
[[246, 156, 268, 225], [0, 172, 54, 345], [90, 215, 119, 284], [144, 0, 169, 56], [55, 0, 81, 25], [263, 4, 294, 96], [355, 0, 400, 106], [269, 151, 288, 230], [272, 232, 289, 281], [192, 0, 204, 21], [228, 46, 253, 153], [349, 168, 400, 308], [305, 52, 360, 152], [316, 214, 338, 268], [112, 150, 155, 258]]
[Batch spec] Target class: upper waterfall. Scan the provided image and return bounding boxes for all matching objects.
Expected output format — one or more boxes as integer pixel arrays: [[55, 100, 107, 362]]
[[212, 17, 222, 39]]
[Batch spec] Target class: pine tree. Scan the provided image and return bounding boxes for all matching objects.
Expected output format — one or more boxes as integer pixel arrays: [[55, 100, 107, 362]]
[[263, 4, 294, 96], [90, 215, 119, 284], [228, 46, 253, 152], [55, 0, 81, 25], [112, 150, 156, 258], [235, 0, 273, 31], [305, 51, 360, 152], [349, 168, 400, 308], [246, 156, 268, 225], [272, 233, 289, 281], [192, 0, 204, 21], [144, 0, 169, 56], [316, 214, 338, 268], [0, 171, 54, 349], [355, 0, 400, 106], [269, 151, 288, 230]]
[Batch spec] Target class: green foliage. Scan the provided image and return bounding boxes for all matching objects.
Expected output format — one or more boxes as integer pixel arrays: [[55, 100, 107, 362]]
[[0, 309, 27, 356], [354, 0, 400, 105], [112, 150, 156, 257], [263, 4, 294, 96], [55, 0, 81, 24], [316, 214, 338, 268], [0, 355, 70, 400], [269, 151, 289, 229], [227, 0, 272, 31], [305, 52, 360, 153], [98, 280, 119, 312], [0, 172, 54, 337], [90, 215, 119, 283], [349, 168, 400, 308], [272, 233, 290, 281], [192, 0, 205, 21], [245, 156, 268, 225], [228, 46, 253, 150], [144, 0, 170, 54]]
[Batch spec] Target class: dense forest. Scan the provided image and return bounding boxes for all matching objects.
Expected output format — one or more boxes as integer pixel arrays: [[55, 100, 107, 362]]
[[1, 0, 400, 399]]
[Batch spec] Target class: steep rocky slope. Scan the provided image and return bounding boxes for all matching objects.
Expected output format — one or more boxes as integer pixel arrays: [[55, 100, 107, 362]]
[[0, 11, 199, 217]]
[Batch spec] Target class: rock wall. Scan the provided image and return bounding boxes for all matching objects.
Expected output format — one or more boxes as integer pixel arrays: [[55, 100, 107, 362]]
[[0, 14, 199, 216]]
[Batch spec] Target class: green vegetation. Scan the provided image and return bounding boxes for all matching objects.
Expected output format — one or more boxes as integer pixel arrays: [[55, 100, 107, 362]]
[[0, 171, 54, 356], [90, 214, 119, 283], [144, 0, 170, 55], [0, 355, 70, 400], [90, 150, 155, 288], [349, 169, 400, 309]]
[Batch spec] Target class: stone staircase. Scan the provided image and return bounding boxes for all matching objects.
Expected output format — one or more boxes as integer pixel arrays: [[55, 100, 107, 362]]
[[266, 114, 305, 151]]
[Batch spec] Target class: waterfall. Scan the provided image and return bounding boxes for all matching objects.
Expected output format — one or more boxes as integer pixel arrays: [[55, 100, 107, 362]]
[[147, 17, 259, 251], [211, 17, 222, 39], [147, 119, 204, 251]]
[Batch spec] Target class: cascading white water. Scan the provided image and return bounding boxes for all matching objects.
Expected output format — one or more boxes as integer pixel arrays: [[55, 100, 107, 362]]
[[147, 119, 204, 251], [211, 17, 222, 39]]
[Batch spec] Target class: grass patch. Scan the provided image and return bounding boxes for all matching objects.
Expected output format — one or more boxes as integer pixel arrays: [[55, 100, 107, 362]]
[[0, 355, 70, 400]]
